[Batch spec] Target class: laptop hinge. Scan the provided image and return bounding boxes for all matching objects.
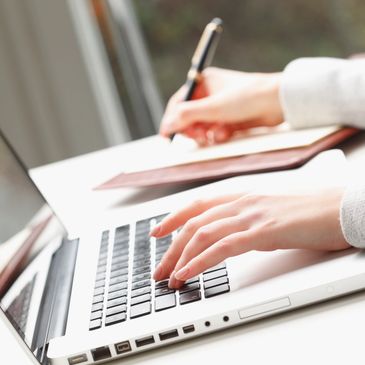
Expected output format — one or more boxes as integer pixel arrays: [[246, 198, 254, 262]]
[[32, 238, 79, 362]]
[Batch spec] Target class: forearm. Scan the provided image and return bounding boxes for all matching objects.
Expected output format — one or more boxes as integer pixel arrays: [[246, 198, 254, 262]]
[[280, 57, 365, 129]]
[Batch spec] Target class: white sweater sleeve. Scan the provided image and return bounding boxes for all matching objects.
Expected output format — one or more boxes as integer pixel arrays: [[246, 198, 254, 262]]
[[280, 57, 365, 248], [280, 57, 365, 129]]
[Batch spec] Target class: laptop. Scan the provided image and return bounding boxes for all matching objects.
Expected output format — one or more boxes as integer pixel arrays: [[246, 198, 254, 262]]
[[1, 128, 365, 365]]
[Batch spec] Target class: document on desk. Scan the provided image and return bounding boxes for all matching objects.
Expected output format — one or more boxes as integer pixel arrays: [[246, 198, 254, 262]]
[[95, 124, 358, 189], [126, 124, 341, 173]]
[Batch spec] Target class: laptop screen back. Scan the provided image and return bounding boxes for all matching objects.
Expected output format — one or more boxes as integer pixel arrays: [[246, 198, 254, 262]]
[[0, 130, 65, 351]]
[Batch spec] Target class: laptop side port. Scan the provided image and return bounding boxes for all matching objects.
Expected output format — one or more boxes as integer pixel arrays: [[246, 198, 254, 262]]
[[91, 346, 111, 361], [135, 335, 155, 347], [68, 354, 88, 365], [159, 329, 179, 341], [115, 341, 132, 354], [182, 325, 195, 334]]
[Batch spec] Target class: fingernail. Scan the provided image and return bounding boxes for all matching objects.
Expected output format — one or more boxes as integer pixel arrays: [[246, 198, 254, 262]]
[[153, 263, 162, 280], [175, 266, 190, 281], [150, 225, 161, 237], [168, 270, 176, 288]]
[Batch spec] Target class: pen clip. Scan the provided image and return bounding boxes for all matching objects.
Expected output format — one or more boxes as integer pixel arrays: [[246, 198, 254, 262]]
[[191, 19, 223, 68]]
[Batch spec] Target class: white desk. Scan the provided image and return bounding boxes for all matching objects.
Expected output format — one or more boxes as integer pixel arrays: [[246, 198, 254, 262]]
[[8, 132, 365, 365]]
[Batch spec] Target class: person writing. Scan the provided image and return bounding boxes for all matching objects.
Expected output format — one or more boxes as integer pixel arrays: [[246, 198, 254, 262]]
[[151, 58, 365, 288]]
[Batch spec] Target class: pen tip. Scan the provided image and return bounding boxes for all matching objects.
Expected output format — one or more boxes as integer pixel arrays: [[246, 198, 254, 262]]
[[211, 17, 223, 26]]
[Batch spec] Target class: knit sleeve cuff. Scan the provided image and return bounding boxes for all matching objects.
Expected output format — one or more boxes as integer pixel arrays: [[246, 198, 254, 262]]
[[340, 184, 365, 248], [280, 57, 350, 129]]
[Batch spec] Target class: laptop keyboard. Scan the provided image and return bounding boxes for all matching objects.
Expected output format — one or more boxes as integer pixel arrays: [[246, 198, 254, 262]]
[[89, 214, 230, 331], [7, 274, 37, 337]]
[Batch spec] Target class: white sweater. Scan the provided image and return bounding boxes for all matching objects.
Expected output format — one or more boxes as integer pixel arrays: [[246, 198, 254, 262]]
[[280, 57, 365, 248]]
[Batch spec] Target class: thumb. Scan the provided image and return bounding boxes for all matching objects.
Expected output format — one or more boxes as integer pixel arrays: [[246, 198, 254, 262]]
[[160, 97, 220, 136]]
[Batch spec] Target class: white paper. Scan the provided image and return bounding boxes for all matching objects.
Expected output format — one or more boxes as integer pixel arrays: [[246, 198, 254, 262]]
[[124, 124, 341, 173]]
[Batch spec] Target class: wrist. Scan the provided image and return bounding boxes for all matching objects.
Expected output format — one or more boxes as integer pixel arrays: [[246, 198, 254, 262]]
[[258, 72, 284, 126]]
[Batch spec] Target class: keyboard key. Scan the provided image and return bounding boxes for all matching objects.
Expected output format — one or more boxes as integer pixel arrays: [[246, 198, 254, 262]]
[[94, 287, 105, 296], [108, 282, 128, 293], [105, 312, 126, 326], [185, 276, 200, 285], [94, 279, 106, 289], [155, 287, 175, 297], [203, 276, 228, 290], [107, 296, 127, 308], [110, 268, 129, 278], [179, 290, 201, 305], [133, 265, 150, 276], [179, 283, 200, 294], [131, 294, 151, 306], [98, 257, 108, 266], [155, 279, 169, 289], [89, 319, 102, 330], [112, 256, 129, 265], [111, 262, 129, 272], [133, 258, 150, 267], [109, 276, 128, 286], [95, 272, 106, 281], [130, 301, 151, 319], [108, 289, 128, 300], [155, 293, 176, 312], [132, 273, 151, 283], [131, 286, 151, 298], [132, 280, 151, 290], [203, 269, 227, 282], [204, 284, 230, 298], [155, 246, 169, 255], [106, 305, 126, 317], [133, 253, 149, 262], [92, 295, 104, 304], [155, 253, 164, 261], [91, 302, 104, 312], [90, 310, 103, 320], [204, 262, 226, 274]]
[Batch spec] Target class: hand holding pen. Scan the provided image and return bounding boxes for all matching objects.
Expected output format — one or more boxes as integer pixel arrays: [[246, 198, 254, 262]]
[[159, 19, 284, 146]]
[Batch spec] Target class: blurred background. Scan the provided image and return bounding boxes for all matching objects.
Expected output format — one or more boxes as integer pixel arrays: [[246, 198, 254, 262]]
[[1, 0, 365, 168]]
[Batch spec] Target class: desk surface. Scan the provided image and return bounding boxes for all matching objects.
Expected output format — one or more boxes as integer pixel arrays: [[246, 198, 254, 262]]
[[8, 132, 365, 365]]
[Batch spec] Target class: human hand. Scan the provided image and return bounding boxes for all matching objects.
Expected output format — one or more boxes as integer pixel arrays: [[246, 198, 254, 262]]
[[160, 67, 284, 146], [151, 189, 350, 288]]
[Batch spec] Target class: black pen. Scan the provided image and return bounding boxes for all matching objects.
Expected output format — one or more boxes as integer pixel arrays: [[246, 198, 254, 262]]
[[169, 17, 223, 141]]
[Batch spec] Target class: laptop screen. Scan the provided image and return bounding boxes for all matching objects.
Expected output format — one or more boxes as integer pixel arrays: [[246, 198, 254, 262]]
[[0, 130, 65, 351]]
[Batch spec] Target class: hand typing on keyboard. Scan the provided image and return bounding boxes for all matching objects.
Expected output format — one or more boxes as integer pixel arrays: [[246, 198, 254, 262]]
[[150, 189, 350, 289]]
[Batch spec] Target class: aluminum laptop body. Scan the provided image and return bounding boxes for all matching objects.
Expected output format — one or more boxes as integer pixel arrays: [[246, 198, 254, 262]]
[[1, 128, 365, 365]]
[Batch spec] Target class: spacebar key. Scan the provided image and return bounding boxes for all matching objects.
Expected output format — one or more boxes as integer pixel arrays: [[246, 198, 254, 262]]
[[130, 302, 151, 319]]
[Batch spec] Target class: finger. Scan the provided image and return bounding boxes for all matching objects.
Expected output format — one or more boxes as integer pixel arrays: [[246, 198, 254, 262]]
[[150, 194, 240, 238], [160, 96, 222, 137], [153, 197, 241, 281], [174, 231, 256, 282], [172, 215, 249, 281]]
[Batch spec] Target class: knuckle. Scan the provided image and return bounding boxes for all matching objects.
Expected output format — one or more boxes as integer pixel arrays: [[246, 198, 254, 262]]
[[218, 239, 235, 256], [183, 218, 199, 235], [194, 227, 211, 242], [192, 199, 207, 210]]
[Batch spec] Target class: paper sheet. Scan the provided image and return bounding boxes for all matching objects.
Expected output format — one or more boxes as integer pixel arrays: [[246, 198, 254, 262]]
[[124, 123, 341, 173]]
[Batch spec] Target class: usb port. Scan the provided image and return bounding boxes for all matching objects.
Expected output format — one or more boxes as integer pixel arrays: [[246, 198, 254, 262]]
[[68, 354, 87, 365], [182, 325, 195, 334], [159, 329, 179, 341], [91, 346, 111, 361], [115, 341, 131, 354], [135, 335, 155, 347]]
